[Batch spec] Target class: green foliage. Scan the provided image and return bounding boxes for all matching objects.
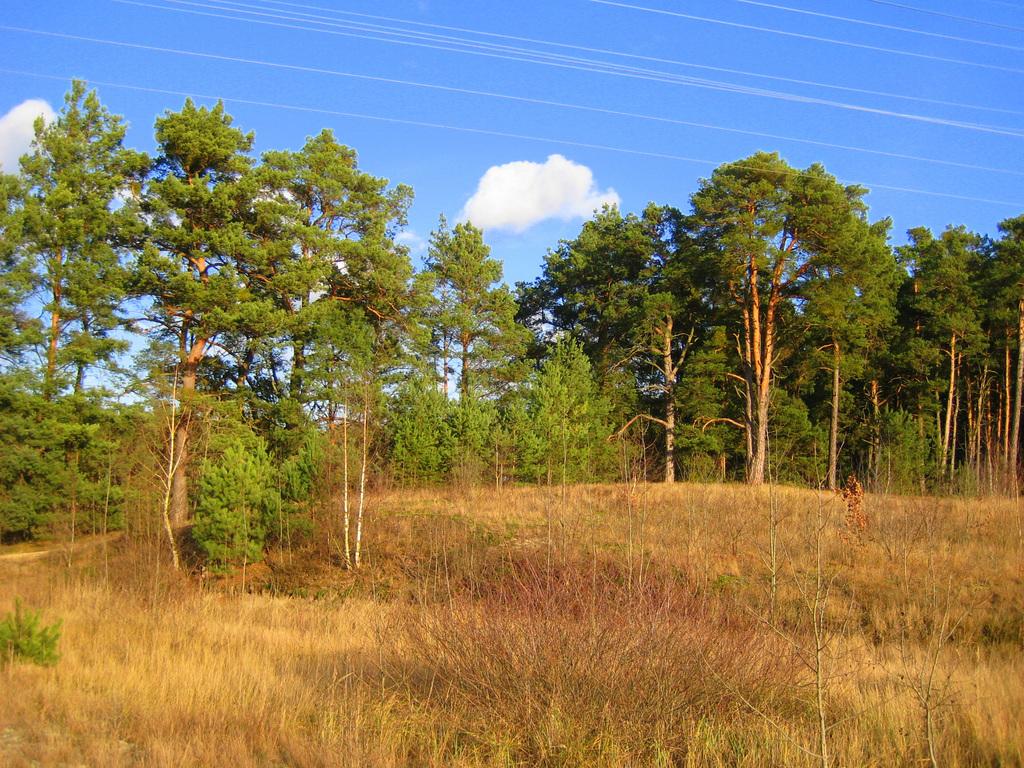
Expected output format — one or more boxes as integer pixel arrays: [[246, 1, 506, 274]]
[[280, 429, 325, 504], [520, 338, 615, 484], [134, 98, 275, 387], [389, 372, 453, 486], [0, 171, 40, 365], [7, 79, 1024, 498], [518, 204, 655, 399], [193, 432, 280, 570], [17, 80, 144, 397], [389, 373, 502, 487], [874, 409, 936, 494], [688, 152, 881, 485], [258, 129, 416, 412], [0, 381, 130, 542], [766, 389, 827, 486], [272, 428, 323, 546], [0, 598, 62, 667], [446, 397, 498, 487], [674, 326, 744, 478], [421, 216, 527, 400]]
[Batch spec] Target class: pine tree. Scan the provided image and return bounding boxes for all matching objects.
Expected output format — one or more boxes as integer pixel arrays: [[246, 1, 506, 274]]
[[0, 171, 39, 365], [446, 396, 498, 487], [992, 216, 1024, 489], [518, 205, 650, 397], [390, 370, 453, 485], [519, 204, 708, 482], [801, 218, 897, 488], [193, 433, 280, 571], [421, 216, 527, 400], [18, 81, 144, 397], [521, 339, 613, 484], [259, 130, 415, 412], [689, 153, 881, 485], [132, 99, 286, 526], [674, 325, 743, 480], [897, 226, 987, 480], [0, 598, 62, 667]]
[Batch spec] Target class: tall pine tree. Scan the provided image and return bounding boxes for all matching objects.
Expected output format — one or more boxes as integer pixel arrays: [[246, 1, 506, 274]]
[[18, 81, 144, 397], [421, 216, 527, 400]]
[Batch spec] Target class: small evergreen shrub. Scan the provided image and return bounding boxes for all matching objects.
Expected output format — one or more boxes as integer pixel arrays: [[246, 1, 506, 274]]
[[193, 434, 280, 571], [0, 597, 62, 667]]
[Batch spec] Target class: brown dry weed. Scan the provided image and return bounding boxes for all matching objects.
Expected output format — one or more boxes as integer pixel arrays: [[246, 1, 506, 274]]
[[0, 481, 1021, 766]]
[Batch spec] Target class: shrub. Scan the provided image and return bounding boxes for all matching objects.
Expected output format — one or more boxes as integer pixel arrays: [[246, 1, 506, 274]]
[[193, 434, 280, 571], [0, 597, 62, 667], [389, 553, 807, 764]]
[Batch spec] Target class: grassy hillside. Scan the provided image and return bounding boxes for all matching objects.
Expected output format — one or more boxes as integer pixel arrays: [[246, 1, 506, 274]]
[[1, 482, 1022, 767]]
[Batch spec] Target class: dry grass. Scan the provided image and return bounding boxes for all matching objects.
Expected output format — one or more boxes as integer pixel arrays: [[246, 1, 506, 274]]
[[1, 481, 1022, 766]]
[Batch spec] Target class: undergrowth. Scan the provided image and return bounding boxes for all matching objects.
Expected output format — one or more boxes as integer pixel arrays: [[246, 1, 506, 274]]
[[0, 482, 1021, 766]]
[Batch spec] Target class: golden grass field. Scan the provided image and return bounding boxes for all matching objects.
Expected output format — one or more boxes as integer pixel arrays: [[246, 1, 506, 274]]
[[1, 482, 1023, 767]]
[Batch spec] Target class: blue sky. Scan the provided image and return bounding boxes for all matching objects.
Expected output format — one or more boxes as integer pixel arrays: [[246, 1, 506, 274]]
[[2, 0, 1022, 288]]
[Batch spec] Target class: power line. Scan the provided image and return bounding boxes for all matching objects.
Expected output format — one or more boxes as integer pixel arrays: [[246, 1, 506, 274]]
[[729, 0, 1024, 51], [5, 26, 1021, 176], [102, 0, 1024, 120], [588, 0, 1024, 75], [3, 68, 1022, 211], [88, 1, 1024, 135], [862, 0, 1024, 33], [99, 0, 1024, 123], [8, 20, 1024, 143]]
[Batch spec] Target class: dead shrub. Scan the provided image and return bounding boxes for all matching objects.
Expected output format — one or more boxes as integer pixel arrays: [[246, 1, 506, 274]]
[[840, 476, 868, 549], [386, 550, 808, 765]]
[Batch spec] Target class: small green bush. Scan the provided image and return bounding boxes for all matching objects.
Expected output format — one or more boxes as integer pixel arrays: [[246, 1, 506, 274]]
[[193, 434, 280, 572], [0, 597, 63, 667]]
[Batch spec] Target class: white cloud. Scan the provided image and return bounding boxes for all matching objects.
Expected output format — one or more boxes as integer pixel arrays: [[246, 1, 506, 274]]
[[395, 229, 427, 257], [459, 154, 619, 233], [0, 99, 56, 174]]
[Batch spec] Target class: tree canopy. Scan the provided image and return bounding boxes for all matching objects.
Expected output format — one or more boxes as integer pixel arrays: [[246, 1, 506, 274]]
[[4, 81, 1024, 562]]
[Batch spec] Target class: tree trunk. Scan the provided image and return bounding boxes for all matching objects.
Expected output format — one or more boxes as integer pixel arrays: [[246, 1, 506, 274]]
[[868, 379, 882, 485], [342, 383, 352, 569], [749, 381, 771, 486], [1011, 299, 1024, 492], [43, 248, 65, 400], [1001, 342, 1011, 460], [743, 254, 780, 487], [45, 307, 61, 400], [354, 378, 370, 569], [161, 408, 181, 571], [740, 271, 773, 486], [1003, 343, 1012, 458], [170, 418, 190, 527], [941, 335, 958, 477], [460, 338, 470, 401], [170, 340, 205, 527], [75, 315, 91, 394], [828, 342, 841, 491], [742, 339, 757, 482], [974, 366, 989, 490], [662, 316, 677, 484], [745, 298, 774, 486], [966, 375, 978, 476], [664, 395, 676, 483]]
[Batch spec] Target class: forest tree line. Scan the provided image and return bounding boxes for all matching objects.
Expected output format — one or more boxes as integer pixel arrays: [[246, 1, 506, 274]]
[[2, 81, 1023, 565]]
